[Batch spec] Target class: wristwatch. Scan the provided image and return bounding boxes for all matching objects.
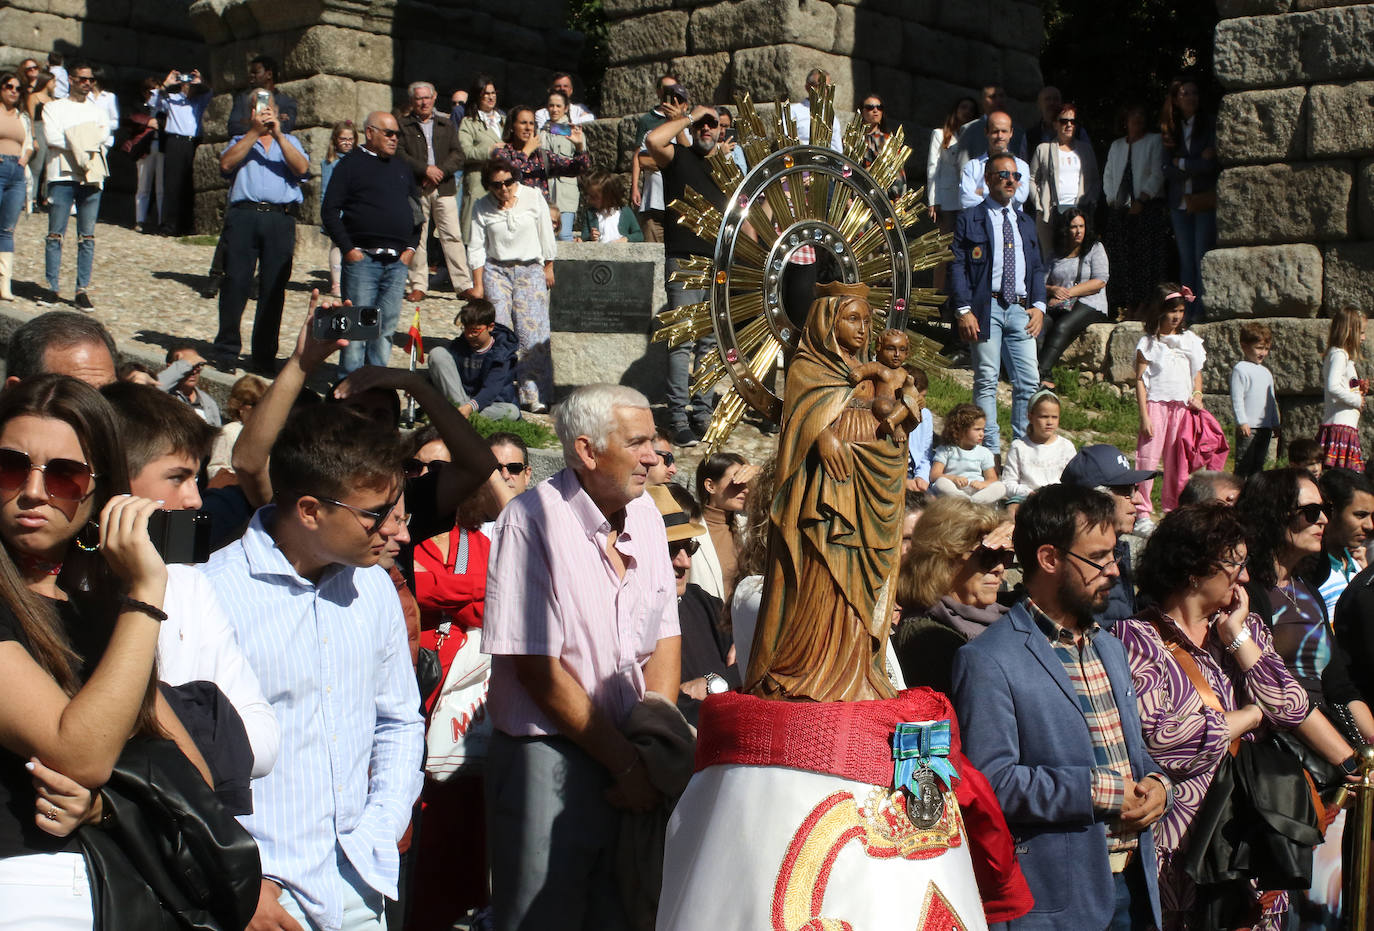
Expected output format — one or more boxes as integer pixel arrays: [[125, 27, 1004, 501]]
[[1341, 754, 1360, 776], [956, 306, 972, 316], [703, 672, 730, 695]]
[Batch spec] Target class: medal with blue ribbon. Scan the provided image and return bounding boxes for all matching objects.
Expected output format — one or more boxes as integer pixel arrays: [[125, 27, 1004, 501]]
[[892, 721, 958, 829]]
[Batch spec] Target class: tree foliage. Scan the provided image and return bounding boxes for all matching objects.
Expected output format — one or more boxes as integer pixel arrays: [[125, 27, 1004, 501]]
[[567, 0, 609, 112], [1041, 0, 1220, 132]]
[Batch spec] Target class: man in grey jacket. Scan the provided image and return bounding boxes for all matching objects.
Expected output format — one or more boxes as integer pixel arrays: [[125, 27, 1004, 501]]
[[398, 81, 472, 302]]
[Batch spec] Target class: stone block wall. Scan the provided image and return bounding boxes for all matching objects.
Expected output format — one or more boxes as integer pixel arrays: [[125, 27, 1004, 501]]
[[186, 0, 586, 232], [1203, 2, 1374, 322], [595, 0, 1044, 175]]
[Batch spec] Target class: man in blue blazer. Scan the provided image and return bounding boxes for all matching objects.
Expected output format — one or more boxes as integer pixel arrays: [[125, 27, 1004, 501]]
[[952, 484, 1169, 930], [949, 152, 1046, 459]]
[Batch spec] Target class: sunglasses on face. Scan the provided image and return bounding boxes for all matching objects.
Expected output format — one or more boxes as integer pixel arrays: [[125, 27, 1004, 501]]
[[1291, 502, 1331, 525], [972, 546, 1016, 572], [693, 117, 718, 129], [669, 539, 701, 558], [654, 449, 675, 467], [1058, 117, 1076, 125], [72, 75, 94, 84], [402, 458, 430, 478], [490, 178, 520, 189], [499, 461, 527, 476], [0, 448, 97, 501], [993, 169, 1023, 181], [1, 85, 18, 93], [369, 127, 399, 138], [862, 103, 883, 111], [316, 493, 408, 535]]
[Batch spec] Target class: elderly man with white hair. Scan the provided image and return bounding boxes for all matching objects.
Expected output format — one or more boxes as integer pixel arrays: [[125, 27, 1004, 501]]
[[397, 80, 472, 302], [481, 383, 682, 930]]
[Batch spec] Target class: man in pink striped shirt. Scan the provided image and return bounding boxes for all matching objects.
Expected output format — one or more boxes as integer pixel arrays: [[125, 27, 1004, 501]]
[[481, 383, 681, 930]]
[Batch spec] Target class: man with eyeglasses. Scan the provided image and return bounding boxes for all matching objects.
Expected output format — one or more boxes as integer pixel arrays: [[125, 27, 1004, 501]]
[[38, 60, 109, 309], [647, 98, 728, 446], [203, 401, 424, 931], [211, 83, 309, 375], [1062, 443, 1160, 628], [322, 110, 421, 375], [953, 483, 1169, 931], [649, 484, 736, 727], [398, 81, 472, 304], [951, 150, 1045, 462]]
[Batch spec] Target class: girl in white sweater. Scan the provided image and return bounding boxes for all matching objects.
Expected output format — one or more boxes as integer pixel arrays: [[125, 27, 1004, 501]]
[[1001, 390, 1076, 512], [1318, 306, 1367, 470]]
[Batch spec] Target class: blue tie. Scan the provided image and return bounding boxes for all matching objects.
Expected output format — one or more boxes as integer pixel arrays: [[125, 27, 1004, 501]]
[[1000, 207, 1016, 305]]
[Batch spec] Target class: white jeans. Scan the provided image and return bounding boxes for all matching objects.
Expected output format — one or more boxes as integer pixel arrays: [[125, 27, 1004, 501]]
[[0, 851, 92, 930], [276, 855, 387, 931]]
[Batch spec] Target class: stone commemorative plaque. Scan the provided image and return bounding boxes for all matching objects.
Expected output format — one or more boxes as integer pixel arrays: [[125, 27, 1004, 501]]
[[549, 260, 655, 333]]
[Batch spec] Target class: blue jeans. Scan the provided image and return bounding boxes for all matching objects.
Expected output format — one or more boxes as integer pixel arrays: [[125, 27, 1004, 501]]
[[1170, 206, 1216, 321], [339, 252, 410, 374], [970, 302, 1039, 455], [0, 156, 26, 252], [557, 208, 575, 242], [1109, 858, 1154, 930], [44, 181, 101, 293]]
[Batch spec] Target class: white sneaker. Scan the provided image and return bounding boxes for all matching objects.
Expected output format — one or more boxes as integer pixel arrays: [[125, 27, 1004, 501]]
[[1132, 516, 1156, 536]]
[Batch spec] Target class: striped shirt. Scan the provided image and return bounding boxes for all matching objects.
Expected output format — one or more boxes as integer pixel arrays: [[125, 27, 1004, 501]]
[[203, 507, 424, 931], [482, 468, 679, 736], [1318, 549, 1361, 617], [1030, 601, 1137, 853]]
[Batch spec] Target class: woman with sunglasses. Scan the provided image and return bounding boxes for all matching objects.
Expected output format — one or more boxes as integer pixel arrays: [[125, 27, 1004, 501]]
[[1116, 502, 1316, 930], [0, 70, 34, 301], [857, 93, 904, 198], [0, 374, 174, 928], [1028, 102, 1099, 260], [466, 157, 557, 413], [892, 497, 1013, 695]]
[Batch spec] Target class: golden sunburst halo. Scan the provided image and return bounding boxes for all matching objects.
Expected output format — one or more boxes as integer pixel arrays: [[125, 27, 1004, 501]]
[[656, 77, 953, 454]]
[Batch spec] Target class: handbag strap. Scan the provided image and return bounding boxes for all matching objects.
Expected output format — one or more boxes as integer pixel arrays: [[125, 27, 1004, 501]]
[[1145, 614, 1242, 755]]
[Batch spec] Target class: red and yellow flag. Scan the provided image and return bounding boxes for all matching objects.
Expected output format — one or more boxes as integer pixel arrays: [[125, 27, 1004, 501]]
[[405, 308, 424, 362]]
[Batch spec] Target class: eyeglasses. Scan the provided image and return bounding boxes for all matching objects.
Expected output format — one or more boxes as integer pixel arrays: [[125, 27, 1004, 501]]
[[316, 494, 408, 535], [0, 448, 97, 501], [993, 169, 1024, 181], [862, 103, 883, 111], [654, 449, 675, 467], [368, 126, 399, 138], [71, 75, 94, 84], [1216, 554, 1249, 574], [490, 178, 520, 189], [499, 461, 527, 475], [1291, 502, 1331, 525], [669, 539, 701, 558], [1063, 548, 1118, 575]]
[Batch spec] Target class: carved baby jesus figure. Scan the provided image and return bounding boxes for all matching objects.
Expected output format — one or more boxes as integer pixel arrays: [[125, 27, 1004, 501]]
[[850, 328, 923, 439]]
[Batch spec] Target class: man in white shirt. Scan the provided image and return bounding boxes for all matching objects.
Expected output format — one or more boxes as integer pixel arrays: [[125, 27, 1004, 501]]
[[788, 68, 844, 151], [40, 60, 109, 309], [150, 69, 211, 235], [534, 72, 596, 127], [958, 111, 1031, 210], [101, 381, 279, 802], [204, 400, 424, 931]]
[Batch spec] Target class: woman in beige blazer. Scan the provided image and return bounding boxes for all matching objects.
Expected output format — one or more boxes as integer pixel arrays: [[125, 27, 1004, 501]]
[[457, 73, 505, 242], [1028, 102, 1099, 259]]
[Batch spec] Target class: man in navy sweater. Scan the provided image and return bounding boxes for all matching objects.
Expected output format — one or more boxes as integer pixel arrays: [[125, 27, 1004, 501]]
[[322, 110, 422, 374]]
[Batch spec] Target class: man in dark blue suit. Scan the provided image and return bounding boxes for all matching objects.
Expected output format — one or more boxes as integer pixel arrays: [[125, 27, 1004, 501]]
[[952, 484, 1169, 930], [949, 152, 1046, 459]]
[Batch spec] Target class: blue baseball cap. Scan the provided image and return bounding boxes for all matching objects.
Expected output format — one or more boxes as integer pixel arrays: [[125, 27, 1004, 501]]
[[1062, 444, 1158, 488]]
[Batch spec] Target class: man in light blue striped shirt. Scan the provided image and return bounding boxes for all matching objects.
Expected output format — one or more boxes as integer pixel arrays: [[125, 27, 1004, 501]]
[[204, 403, 423, 931]]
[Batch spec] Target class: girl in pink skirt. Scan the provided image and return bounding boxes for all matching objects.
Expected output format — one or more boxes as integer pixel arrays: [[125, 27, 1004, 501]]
[[1133, 283, 1207, 532], [1318, 306, 1366, 470]]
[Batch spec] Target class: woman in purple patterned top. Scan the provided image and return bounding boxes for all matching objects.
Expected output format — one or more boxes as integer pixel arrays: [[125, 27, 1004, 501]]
[[492, 105, 590, 205], [1115, 503, 1309, 930]]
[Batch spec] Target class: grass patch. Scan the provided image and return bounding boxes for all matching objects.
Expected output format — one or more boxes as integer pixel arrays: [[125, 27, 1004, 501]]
[[177, 234, 219, 247], [469, 412, 558, 448]]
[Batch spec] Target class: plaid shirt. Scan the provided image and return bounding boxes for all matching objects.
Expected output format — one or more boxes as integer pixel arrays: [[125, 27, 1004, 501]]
[[1029, 600, 1138, 853]]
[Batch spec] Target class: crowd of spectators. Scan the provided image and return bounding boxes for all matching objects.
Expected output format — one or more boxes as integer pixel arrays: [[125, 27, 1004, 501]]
[[0, 42, 1370, 931]]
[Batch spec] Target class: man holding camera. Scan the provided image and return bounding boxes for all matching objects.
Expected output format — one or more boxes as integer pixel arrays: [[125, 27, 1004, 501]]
[[323, 110, 422, 374], [150, 68, 210, 236], [211, 95, 309, 376]]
